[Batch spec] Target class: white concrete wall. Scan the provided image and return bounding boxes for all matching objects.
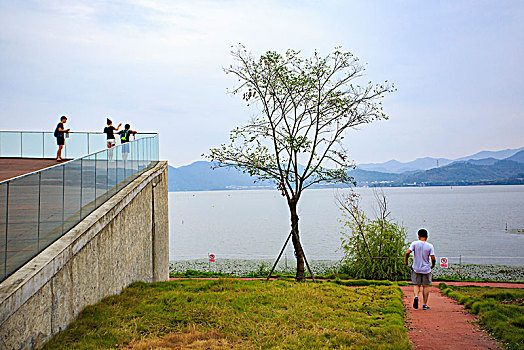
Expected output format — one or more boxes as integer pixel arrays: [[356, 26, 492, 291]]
[[0, 161, 169, 350]]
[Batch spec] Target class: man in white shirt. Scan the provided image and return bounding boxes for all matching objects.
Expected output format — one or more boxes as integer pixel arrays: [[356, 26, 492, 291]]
[[405, 229, 436, 310]]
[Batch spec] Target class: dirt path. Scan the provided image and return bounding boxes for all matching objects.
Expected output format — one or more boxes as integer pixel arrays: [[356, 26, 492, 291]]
[[400, 286, 501, 349]]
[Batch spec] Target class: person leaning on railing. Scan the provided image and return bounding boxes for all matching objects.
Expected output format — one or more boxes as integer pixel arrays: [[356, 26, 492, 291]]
[[54, 115, 70, 162], [118, 124, 137, 160], [104, 118, 122, 149]]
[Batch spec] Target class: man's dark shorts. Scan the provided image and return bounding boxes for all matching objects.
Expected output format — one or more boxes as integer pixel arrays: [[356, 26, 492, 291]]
[[411, 270, 432, 285], [56, 136, 65, 146]]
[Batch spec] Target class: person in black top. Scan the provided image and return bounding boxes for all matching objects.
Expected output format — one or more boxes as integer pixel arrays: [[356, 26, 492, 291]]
[[54, 116, 70, 162], [118, 124, 137, 160], [103, 118, 122, 148]]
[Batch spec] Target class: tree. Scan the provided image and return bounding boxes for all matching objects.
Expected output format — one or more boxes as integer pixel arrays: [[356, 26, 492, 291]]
[[338, 190, 409, 280], [206, 45, 394, 282]]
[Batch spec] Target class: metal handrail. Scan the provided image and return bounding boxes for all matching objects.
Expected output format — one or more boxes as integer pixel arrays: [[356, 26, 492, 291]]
[[0, 130, 157, 159], [0, 134, 158, 185], [0, 131, 157, 134]]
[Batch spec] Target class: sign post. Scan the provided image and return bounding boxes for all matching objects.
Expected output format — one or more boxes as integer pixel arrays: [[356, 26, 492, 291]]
[[440, 257, 448, 268]]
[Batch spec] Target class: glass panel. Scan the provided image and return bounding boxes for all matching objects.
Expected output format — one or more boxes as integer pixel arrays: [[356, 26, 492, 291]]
[[81, 156, 96, 219], [63, 133, 88, 160], [152, 135, 156, 162], [88, 133, 107, 155], [116, 144, 125, 190], [21, 132, 44, 158], [0, 182, 7, 281], [107, 147, 118, 197], [63, 160, 82, 233], [39, 166, 64, 250], [95, 151, 108, 206], [129, 141, 137, 180], [5, 173, 40, 278], [138, 138, 146, 171], [0, 132, 22, 157], [150, 137, 155, 165], [133, 141, 139, 175], [155, 135, 159, 161], [122, 141, 131, 180], [149, 137, 154, 168], [44, 132, 57, 159]]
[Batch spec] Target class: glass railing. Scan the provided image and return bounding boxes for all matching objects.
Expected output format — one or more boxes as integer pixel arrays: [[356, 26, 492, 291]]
[[0, 134, 159, 282], [0, 131, 156, 159]]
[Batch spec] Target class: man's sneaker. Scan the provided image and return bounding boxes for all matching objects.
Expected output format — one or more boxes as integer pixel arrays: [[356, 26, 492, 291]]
[[422, 305, 430, 310], [413, 297, 419, 309]]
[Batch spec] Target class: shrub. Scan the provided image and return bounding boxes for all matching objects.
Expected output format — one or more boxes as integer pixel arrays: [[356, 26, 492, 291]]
[[338, 191, 409, 281]]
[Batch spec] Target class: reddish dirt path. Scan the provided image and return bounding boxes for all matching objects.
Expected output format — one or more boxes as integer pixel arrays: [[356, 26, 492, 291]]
[[400, 286, 501, 350]]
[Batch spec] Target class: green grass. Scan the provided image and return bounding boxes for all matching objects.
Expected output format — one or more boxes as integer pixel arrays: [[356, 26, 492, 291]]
[[439, 283, 524, 350], [44, 279, 411, 349], [434, 276, 524, 283]]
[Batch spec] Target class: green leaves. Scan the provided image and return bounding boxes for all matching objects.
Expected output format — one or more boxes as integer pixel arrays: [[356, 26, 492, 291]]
[[207, 45, 395, 198], [338, 191, 409, 280]]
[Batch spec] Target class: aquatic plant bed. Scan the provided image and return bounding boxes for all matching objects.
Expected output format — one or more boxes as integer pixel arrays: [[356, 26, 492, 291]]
[[169, 258, 342, 277], [170, 259, 524, 281], [43, 279, 410, 349], [439, 283, 524, 349]]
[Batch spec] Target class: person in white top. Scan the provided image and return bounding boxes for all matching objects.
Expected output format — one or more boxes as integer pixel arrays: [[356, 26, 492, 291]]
[[405, 229, 436, 310]]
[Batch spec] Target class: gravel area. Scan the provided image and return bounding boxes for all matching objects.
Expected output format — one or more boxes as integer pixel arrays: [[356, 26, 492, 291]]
[[170, 259, 524, 281], [431, 264, 524, 281], [170, 259, 341, 276]]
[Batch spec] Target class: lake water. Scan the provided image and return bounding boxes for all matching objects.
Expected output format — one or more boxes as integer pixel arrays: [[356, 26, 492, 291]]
[[169, 185, 524, 265]]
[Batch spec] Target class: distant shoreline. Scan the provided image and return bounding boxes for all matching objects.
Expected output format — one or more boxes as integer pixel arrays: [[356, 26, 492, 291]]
[[168, 182, 524, 192]]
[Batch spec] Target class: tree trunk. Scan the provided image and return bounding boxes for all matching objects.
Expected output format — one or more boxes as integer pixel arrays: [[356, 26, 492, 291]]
[[289, 199, 305, 282]]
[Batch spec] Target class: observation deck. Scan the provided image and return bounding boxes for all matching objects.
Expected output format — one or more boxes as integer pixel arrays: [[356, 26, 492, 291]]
[[0, 131, 159, 282]]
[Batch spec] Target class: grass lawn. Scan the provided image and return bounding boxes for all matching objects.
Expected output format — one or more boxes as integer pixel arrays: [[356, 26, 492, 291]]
[[43, 279, 410, 349], [439, 283, 524, 350]]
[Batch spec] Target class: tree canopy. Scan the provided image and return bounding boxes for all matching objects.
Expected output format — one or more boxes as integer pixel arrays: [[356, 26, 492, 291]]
[[207, 45, 394, 281]]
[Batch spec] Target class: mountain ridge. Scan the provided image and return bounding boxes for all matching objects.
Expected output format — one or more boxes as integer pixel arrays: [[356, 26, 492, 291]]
[[357, 146, 524, 173], [168, 148, 524, 191]]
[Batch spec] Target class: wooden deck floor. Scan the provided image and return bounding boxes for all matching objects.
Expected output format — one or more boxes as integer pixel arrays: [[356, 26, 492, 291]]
[[0, 158, 67, 182]]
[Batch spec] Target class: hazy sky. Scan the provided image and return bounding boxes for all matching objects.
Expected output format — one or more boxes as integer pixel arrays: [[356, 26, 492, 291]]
[[1, 1, 522, 166]]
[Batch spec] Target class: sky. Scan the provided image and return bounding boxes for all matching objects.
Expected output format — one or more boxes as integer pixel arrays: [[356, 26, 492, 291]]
[[0, 0, 522, 167]]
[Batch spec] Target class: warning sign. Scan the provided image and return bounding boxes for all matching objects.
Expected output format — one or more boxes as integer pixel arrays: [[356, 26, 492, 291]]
[[209, 254, 215, 263], [440, 257, 448, 268]]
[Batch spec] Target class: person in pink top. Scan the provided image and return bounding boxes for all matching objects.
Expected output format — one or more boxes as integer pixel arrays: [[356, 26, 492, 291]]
[[405, 229, 436, 310]]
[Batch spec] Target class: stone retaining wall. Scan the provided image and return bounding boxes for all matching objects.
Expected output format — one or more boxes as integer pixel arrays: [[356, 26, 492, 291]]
[[0, 161, 169, 349]]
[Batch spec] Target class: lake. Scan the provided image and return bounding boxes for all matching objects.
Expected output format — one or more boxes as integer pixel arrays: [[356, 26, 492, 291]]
[[169, 185, 524, 265]]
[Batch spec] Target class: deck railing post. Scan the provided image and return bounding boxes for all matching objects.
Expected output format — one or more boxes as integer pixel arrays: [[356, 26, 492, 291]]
[[37, 172, 41, 251], [80, 158, 83, 220], [4, 182, 9, 278], [61, 165, 65, 234]]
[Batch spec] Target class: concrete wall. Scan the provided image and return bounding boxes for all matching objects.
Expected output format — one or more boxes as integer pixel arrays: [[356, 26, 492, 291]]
[[0, 161, 169, 350]]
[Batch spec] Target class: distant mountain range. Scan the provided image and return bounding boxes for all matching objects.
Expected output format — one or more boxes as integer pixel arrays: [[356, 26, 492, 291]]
[[168, 147, 524, 191], [357, 146, 524, 173]]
